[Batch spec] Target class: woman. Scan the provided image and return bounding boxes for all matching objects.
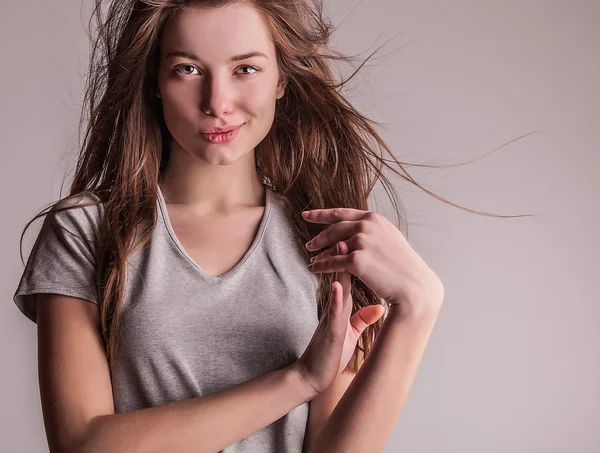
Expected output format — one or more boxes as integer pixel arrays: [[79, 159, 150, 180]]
[[14, 1, 445, 452]]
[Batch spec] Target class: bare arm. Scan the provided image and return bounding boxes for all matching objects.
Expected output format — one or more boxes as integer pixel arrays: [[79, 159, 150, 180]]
[[83, 364, 313, 453], [37, 293, 317, 453], [309, 302, 441, 453]]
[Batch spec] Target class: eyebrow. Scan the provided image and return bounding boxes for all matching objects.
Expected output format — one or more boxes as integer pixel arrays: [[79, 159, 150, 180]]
[[164, 50, 268, 62]]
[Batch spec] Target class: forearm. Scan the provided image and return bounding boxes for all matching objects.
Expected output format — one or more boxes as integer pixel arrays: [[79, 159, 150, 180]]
[[311, 303, 441, 453], [79, 364, 316, 453]]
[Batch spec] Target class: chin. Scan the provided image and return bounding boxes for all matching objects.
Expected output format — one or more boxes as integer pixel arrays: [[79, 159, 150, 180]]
[[193, 145, 249, 166]]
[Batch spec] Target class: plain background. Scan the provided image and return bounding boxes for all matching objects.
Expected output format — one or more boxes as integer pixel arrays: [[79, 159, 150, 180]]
[[2, 0, 598, 451]]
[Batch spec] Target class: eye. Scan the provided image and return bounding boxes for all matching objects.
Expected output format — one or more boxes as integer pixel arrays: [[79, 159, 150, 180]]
[[173, 64, 259, 77], [174, 64, 199, 76], [236, 65, 259, 76]]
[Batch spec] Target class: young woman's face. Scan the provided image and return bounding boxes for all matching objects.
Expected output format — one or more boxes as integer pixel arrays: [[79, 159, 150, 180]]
[[156, 4, 286, 165]]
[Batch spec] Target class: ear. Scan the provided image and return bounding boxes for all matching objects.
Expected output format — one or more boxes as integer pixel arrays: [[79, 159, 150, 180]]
[[276, 75, 287, 100]]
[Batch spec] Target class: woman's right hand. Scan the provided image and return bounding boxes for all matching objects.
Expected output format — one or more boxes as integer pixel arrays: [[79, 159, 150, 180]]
[[294, 242, 386, 395]]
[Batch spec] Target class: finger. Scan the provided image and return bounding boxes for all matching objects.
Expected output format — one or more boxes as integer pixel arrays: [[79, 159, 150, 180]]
[[330, 282, 339, 315], [349, 305, 386, 336], [321, 276, 337, 324], [302, 207, 370, 224], [330, 242, 350, 303], [336, 243, 352, 314], [311, 238, 350, 264], [329, 281, 347, 339], [309, 253, 354, 274]]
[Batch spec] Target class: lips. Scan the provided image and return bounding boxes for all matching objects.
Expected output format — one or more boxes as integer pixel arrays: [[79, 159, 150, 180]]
[[200, 124, 243, 134], [199, 124, 243, 143]]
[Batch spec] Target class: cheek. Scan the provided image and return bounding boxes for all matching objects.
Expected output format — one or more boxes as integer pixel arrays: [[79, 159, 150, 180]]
[[244, 96, 276, 138], [243, 85, 278, 121], [160, 90, 200, 135], [163, 86, 197, 116], [251, 81, 276, 102]]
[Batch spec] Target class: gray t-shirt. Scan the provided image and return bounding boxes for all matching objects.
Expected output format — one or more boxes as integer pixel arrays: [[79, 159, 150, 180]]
[[13, 185, 320, 452]]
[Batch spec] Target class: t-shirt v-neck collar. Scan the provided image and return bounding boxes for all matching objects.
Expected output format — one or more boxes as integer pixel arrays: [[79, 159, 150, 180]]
[[156, 184, 272, 280]]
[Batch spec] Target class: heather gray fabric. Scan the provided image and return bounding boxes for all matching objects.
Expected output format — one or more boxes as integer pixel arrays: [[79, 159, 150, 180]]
[[13, 185, 320, 452]]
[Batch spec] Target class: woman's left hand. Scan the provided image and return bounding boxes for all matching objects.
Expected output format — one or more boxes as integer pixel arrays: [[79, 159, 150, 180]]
[[302, 207, 444, 317]]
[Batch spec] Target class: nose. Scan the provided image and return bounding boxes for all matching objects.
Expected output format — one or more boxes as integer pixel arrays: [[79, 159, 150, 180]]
[[200, 73, 234, 117]]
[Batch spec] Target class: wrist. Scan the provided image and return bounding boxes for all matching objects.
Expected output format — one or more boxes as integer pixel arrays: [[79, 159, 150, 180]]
[[387, 297, 442, 324], [287, 362, 320, 402], [387, 282, 444, 321]]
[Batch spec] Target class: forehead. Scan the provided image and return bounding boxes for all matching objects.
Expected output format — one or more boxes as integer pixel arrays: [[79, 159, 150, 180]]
[[160, 4, 276, 62]]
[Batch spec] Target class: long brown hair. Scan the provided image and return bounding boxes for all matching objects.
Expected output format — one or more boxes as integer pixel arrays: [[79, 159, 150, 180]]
[[19, 0, 534, 373]]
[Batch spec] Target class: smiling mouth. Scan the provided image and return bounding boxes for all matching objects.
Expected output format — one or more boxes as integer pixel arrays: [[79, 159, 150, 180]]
[[200, 124, 244, 134], [199, 124, 243, 143]]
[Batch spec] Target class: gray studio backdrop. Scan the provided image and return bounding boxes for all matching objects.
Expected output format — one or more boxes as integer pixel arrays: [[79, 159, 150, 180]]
[[2, 0, 598, 452]]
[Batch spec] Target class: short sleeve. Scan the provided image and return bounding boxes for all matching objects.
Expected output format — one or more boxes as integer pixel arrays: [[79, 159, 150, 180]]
[[13, 191, 104, 324]]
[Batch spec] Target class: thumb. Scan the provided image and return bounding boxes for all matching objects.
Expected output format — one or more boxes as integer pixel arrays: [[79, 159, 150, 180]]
[[349, 304, 386, 336]]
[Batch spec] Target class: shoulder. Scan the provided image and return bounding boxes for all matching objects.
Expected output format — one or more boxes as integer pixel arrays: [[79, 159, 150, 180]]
[[51, 190, 103, 210], [45, 191, 104, 240]]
